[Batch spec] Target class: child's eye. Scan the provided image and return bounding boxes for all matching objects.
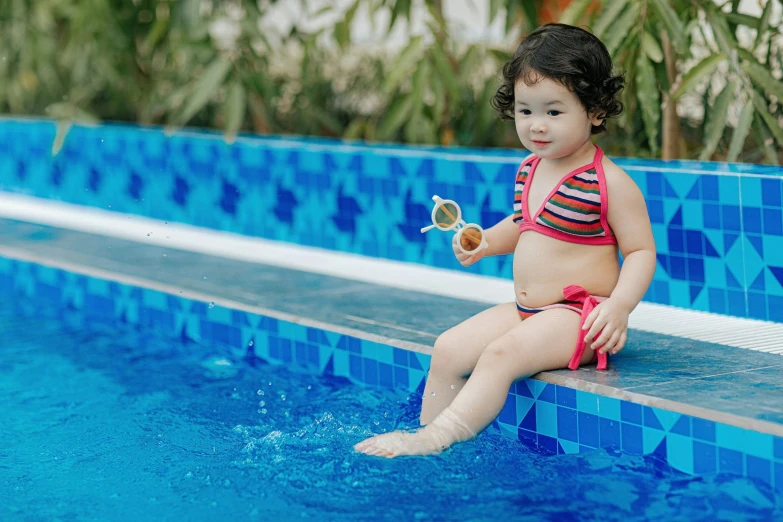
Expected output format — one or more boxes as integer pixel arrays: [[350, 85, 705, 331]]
[[518, 109, 531, 115], [548, 110, 561, 116]]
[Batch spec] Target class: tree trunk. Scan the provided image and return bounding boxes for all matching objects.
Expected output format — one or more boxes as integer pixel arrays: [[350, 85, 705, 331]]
[[661, 32, 682, 160]]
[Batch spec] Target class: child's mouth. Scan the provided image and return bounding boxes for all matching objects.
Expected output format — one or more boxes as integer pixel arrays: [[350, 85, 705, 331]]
[[532, 140, 551, 148]]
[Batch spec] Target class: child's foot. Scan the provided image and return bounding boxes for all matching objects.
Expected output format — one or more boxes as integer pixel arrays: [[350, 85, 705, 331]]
[[354, 407, 476, 458], [353, 427, 449, 458]]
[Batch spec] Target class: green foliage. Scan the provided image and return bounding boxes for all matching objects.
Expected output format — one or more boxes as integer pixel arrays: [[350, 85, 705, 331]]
[[1, 0, 781, 162]]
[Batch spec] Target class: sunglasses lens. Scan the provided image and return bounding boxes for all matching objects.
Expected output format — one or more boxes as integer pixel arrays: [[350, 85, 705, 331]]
[[460, 225, 484, 252], [434, 202, 459, 229]]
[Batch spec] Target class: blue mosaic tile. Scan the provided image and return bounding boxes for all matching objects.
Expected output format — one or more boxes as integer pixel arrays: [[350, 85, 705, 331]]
[[691, 418, 716, 442], [693, 441, 717, 474], [599, 418, 621, 448], [719, 447, 744, 475], [555, 386, 576, 408], [620, 401, 643, 425], [746, 455, 772, 486], [556, 406, 578, 442], [621, 423, 643, 455]]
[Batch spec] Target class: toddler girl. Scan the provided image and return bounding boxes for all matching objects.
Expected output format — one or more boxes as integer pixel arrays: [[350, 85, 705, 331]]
[[355, 23, 656, 458]]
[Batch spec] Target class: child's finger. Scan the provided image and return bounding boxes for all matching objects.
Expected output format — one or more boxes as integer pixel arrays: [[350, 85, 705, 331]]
[[591, 323, 614, 349], [611, 331, 627, 354], [583, 317, 605, 348], [581, 308, 599, 331], [599, 330, 622, 354]]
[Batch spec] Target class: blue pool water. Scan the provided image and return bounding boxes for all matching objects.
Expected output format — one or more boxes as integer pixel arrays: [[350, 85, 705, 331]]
[[2, 302, 782, 521]]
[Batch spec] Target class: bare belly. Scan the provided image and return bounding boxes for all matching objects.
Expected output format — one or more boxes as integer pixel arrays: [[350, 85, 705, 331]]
[[513, 231, 621, 307]]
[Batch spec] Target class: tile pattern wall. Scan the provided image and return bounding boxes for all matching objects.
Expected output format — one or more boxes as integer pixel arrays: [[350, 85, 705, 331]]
[[0, 254, 781, 490], [1, 119, 782, 321]]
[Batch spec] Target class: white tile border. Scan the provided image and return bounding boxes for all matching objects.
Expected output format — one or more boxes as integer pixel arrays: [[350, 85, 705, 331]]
[[0, 191, 781, 355]]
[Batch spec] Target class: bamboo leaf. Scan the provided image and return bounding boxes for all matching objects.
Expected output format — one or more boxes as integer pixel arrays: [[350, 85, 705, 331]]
[[389, 0, 411, 32], [377, 94, 415, 140], [671, 54, 726, 101], [700, 80, 734, 161], [176, 57, 232, 126], [754, 0, 773, 51], [725, 12, 759, 28], [343, 118, 365, 141], [222, 81, 246, 143], [642, 32, 664, 63], [750, 90, 783, 148], [430, 44, 459, 102], [383, 36, 424, 94], [559, 0, 594, 25], [594, 0, 630, 38], [520, 1, 538, 28], [488, 0, 503, 24], [603, 3, 640, 56], [649, 0, 688, 55], [704, 7, 737, 56], [751, 113, 779, 164], [636, 53, 660, 157], [51, 120, 72, 156], [742, 60, 783, 101], [334, 21, 349, 48], [726, 99, 753, 162]]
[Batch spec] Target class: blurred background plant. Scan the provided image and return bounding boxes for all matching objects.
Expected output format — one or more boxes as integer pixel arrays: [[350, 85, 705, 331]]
[[0, 0, 781, 163]]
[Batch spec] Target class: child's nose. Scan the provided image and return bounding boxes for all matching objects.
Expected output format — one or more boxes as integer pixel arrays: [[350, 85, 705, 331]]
[[530, 120, 547, 134]]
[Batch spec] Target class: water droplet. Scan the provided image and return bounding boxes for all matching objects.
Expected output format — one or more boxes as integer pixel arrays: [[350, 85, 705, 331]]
[[257, 409, 262, 413], [185, 472, 192, 478], [203, 276, 207, 280], [258, 401, 265, 407], [248, 340, 254, 347], [430, 392, 435, 396], [268, 382, 272, 386], [163, 254, 167, 257], [208, 302, 215, 309], [257, 390, 263, 395], [147, 233, 151, 236], [450, 384, 456, 389], [306, 385, 311, 390], [280, 394, 286, 401], [261, 408, 267, 414]]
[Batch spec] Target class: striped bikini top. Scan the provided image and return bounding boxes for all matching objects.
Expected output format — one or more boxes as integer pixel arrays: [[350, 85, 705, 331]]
[[512, 145, 617, 245]]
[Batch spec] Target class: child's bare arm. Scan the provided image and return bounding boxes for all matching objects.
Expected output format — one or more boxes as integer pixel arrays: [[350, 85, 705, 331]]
[[483, 214, 519, 257], [604, 167, 657, 310], [583, 163, 656, 354], [453, 214, 518, 267]]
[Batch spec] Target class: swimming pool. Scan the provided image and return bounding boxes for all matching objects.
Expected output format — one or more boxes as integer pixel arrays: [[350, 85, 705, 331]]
[[2, 297, 782, 521], [2, 118, 783, 519]]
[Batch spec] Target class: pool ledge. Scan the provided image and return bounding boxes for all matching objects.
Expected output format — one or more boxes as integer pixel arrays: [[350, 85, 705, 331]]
[[0, 219, 782, 440]]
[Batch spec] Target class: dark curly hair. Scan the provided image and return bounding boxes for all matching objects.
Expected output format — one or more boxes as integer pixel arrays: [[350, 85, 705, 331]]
[[491, 23, 624, 134]]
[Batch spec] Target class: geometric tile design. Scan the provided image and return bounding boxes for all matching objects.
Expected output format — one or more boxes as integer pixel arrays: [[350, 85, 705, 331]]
[[1, 254, 782, 488], [2, 120, 783, 320]]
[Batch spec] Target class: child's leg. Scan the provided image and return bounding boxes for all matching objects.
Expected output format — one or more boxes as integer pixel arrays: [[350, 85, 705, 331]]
[[420, 302, 520, 425], [354, 308, 591, 458]]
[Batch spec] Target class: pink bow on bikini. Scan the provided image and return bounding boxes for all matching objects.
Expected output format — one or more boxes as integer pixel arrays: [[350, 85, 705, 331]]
[[563, 285, 609, 371]]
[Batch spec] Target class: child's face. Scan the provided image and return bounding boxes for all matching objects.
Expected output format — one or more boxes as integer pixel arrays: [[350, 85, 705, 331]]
[[513, 74, 603, 160]]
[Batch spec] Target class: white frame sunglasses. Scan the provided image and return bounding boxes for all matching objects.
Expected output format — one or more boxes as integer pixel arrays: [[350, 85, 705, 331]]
[[420, 195, 488, 256]]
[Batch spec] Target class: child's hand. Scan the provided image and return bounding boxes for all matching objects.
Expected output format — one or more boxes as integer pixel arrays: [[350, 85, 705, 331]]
[[452, 234, 486, 267], [581, 297, 631, 355]]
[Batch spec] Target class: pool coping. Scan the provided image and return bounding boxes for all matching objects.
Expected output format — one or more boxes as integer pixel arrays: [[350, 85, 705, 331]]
[[2, 242, 782, 440]]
